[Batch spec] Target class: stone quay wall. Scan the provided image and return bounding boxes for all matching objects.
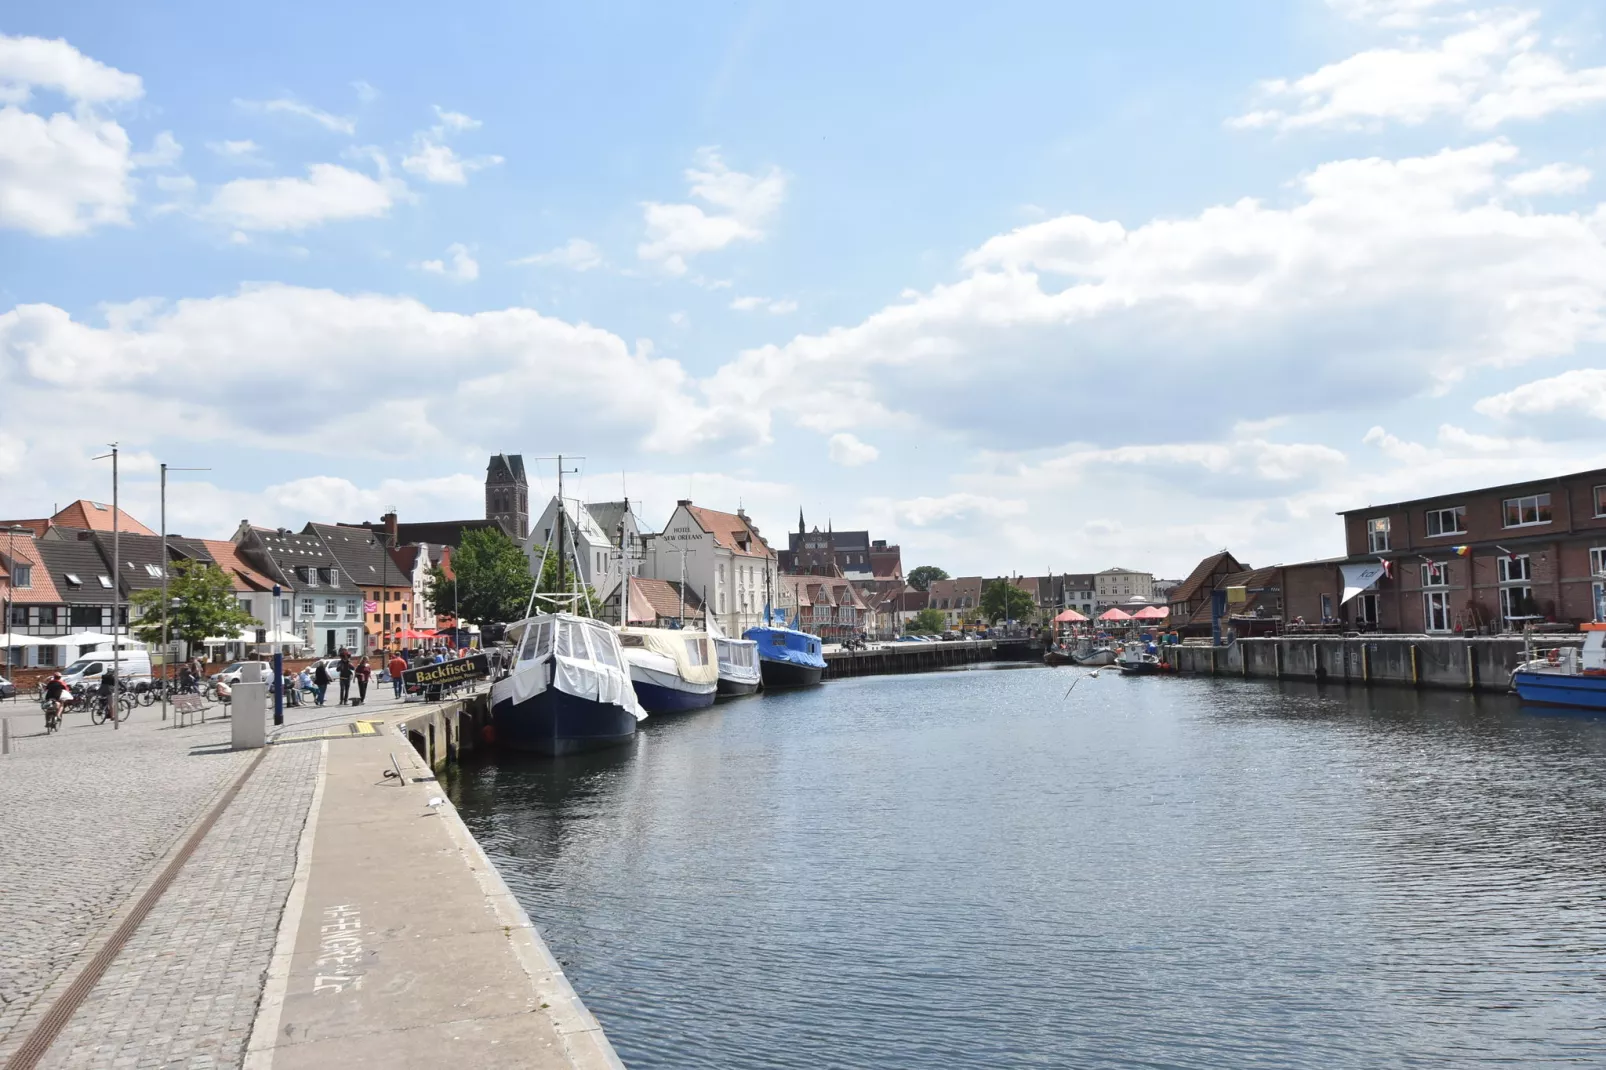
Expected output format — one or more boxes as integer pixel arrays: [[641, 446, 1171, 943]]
[[1169, 635, 1581, 693]]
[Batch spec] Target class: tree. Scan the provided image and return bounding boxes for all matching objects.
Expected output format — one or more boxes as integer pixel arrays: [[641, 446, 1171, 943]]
[[427, 526, 599, 626], [906, 607, 947, 634], [906, 565, 949, 592], [981, 579, 1036, 624], [129, 560, 258, 652]]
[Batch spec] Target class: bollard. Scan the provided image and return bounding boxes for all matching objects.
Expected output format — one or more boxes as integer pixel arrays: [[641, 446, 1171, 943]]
[[2, 716, 9, 755], [231, 663, 266, 750]]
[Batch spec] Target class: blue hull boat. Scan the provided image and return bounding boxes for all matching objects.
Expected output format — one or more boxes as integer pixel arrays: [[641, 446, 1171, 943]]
[[631, 678, 717, 713], [744, 624, 827, 689], [1511, 671, 1606, 710], [492, 686, 640, 755]]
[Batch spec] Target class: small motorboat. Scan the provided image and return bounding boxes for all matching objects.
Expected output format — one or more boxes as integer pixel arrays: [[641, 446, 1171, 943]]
[[743, 623, 826, 688], [713, 634, 762, 697], [489, 613, 645, 755], [618, 627, 719, 713], [1116, 644, 1164, 676], [1511, 624, 1606, 710], [1072, 647, 1116, 667]]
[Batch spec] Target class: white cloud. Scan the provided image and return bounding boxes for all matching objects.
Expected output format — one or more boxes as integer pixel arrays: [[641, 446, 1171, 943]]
[[827, 432, 879, 467], [130, 130, 181, 168], [1326, 0, 1465, 28], [510, 237, 603, 271], [208, 139, 264, 162], [0, 284, 718, 462], [1506, 162, 1592, 196], [638, 149, 785, 274], [203, 163, 396, 232], [889, 493, 1028, 527], [234, 96, 355, 134], [730, 295, 796, 314], [418, 243, 479, 281], [0, 33, 143, 105], [1474, 369, 1606, 435], [352, 80, 378, 105], [401, 105, 502, 185], [0, 34, 143, 236], [1233, 9, 1606, 131], [693, 141, 1606, 455]]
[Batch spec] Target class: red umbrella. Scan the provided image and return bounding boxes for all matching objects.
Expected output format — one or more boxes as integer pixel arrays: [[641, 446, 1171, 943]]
[[1053, 609, 1088, 623], [1097, 607, 1133, 621]]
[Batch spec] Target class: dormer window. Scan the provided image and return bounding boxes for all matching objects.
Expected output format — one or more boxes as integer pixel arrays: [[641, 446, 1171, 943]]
[[318, 568, 337, 587], [64, 572, 81, 587], [98, 575, 113, 588], [144, 564, 164, 578], [11, 564, 31, 588]]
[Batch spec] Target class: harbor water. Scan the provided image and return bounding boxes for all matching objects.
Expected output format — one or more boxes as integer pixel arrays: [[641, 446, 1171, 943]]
[[447, 664, 1606, 1068]]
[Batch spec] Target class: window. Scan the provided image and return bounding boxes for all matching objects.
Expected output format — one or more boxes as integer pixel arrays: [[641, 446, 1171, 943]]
[[345, 599, 358, 619], [97, 575, 112, 589], [1497, 554, 1532, 583], [325, 598, 337, 618], [238, 598, 252, 614], [143, 564, 163, 578], [11, 564, 31, 588], [1425, 507, 1466, 537], [1502, 493, 1551, 527], [1423, 591, 1451, 632], [36, 646, 55, 666], [1356, 594, 1380, 625], [1596, 486, 1606, 518], [296, 566, 316, 587], [64, 573, 80, 587], [1367, 518, 1391, 553], [8, 605, 25, 626], [1590, 547, 1606, 578], [1420, 562, 1449, 587], [1319, 594, 1334, 621], [344, 628, 359, 650], [281, 598, 291, 617], [1499, 586, 1535, 621], [37, 606, 55, 626], [319, 568, 337, 587], [301, 598, 314, 616], [70, 606, 101, 627], [685, 638, 709, 666]]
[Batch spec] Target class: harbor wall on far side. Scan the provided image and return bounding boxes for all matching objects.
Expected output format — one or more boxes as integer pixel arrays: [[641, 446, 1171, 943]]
[[1169, 636, 1581, 693]]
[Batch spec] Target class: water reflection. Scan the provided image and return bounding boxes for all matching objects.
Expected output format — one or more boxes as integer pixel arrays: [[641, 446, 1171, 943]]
[[450, 668, 1606, 1068]]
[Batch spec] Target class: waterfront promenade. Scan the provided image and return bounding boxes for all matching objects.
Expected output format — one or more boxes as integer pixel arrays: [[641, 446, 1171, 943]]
[[0, 690, 620, 1069]]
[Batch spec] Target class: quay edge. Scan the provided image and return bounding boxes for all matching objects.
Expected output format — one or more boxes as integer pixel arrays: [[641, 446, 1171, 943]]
[[1168, 635, 1578, 693]]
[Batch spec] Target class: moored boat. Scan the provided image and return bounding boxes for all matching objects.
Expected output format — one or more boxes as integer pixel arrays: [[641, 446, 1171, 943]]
[[618, 627, 719, 713], [1116, 643, 1164, 676], [489, 613, 644, 755], [743, 624, 826, 688], [713, 635, 762, 696], [1071, 647, 1116, 667], [1511, 625, 1606, 710]]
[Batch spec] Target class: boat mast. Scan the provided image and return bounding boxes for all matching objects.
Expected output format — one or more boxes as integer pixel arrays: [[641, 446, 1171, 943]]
[[555, 454, 567, 600]]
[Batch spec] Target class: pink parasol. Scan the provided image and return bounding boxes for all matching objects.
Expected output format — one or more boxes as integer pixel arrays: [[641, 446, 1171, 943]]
[[1053, 609, 1088, 623], [1097, 607, 1133, 621], [1133, 606, 1169, 620]]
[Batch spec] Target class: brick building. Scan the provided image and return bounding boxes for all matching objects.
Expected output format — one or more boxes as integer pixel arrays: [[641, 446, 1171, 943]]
[[1284, 468, 1606, 633]]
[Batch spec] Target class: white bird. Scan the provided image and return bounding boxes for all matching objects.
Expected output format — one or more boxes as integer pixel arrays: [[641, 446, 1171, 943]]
[[425, 796, 445, 808]]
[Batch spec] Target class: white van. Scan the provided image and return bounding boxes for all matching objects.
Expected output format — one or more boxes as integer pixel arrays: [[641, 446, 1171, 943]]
[[60, 651, 153, 690]]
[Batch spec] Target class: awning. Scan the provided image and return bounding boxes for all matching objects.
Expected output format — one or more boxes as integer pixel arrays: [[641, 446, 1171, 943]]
[[1097, 607, 1133, 621], [1053, 609, 1088, 623], [1340, 562, 1387, 604], [1133, 606, 1169, 620], [21, 632, 135, 648]]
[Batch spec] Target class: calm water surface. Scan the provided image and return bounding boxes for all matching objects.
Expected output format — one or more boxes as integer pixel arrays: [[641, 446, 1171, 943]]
[[447, 666, 1606, 1068]]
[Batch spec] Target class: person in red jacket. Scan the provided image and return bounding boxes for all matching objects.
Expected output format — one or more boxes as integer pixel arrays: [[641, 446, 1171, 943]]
[[388, 651, 407, 699]]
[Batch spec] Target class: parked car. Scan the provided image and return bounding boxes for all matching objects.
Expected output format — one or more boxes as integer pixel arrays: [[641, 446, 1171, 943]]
[[0, 675, 15, 700], [895, 635, 926, 643], [210, 660, 275, 685]]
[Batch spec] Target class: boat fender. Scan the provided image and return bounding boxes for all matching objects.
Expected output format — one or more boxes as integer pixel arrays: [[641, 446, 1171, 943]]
[[1548, 649, 1560, 665], [480, 723, 496, 745]]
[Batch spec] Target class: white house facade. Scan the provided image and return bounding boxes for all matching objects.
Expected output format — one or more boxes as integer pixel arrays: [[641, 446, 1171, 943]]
[[643, 501, 778, 636]]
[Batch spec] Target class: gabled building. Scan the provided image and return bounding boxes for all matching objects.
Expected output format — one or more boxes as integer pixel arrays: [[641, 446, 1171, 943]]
[[1095, 567, 1156, 608], [1168, 551, 1245, 631], [1, 499, 158, 539], [927, 576, 984, 629], [622, 576, 705, 627], [645, 500, 778, 636], [778, 511, 903, 582], [776, 575, 869, 640], [306, 523, 415, 654], [235, 524, 363, 657]]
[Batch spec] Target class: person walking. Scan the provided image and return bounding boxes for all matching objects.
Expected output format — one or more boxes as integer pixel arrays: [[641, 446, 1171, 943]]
[[388, 651, 407, 698], [353, 657, 372, 706], [312, 660, 330, 706], [337, 651, 353, 705]]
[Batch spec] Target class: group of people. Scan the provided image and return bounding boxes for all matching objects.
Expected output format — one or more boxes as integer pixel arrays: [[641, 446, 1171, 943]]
[[283, 647, 461, 707]]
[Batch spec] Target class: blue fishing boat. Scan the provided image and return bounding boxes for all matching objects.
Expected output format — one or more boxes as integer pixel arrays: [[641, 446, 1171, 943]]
[[743, 608, 826, 689], [489, 613, 644, 754], [1510, 625, 1606, 711]]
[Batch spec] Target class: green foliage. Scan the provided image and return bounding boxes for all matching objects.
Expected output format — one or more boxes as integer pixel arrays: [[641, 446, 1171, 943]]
[[906, 565, 949, 592], [426, 526, 599, 624], [906, 607, 947, 634], [129, 560, 258, 650], [981, 579, 1037, 624]]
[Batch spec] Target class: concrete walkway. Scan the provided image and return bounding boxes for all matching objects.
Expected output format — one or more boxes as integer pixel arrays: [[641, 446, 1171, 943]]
[[3, 694, 621, 1070]]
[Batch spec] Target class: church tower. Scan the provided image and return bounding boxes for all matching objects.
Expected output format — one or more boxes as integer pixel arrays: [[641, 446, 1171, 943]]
[[485, 454, 529, 539]]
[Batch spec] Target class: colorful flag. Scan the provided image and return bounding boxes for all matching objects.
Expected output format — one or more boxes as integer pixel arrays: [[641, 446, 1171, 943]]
[[1379, 558, 1393, 579], [1452, 545, 1470, 557], [363, 600, 378, 612]]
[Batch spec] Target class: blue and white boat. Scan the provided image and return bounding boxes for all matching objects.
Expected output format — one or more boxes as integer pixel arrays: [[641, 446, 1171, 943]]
[[1511, 625, 1606, 710], [743, 610, 826, 689], [618, 627, 719, 713], [713, 635, 762, 697], [489, 613, 644, 755]]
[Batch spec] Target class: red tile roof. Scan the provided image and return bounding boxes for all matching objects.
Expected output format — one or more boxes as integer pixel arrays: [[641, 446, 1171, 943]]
[[684, 506, 774, 559], [199, 539, 277, 592], [625, 577, 704, 623], [0, 535, 60, 604], [51, 500, 157, 537]]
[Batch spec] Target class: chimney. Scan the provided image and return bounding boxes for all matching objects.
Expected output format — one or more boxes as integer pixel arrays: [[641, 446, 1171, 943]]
[[383, 512, 398, 544], [677, 499, 692, 507]]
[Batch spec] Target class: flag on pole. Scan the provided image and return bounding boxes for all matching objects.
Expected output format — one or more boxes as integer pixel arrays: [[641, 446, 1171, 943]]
[[1451, 545, 1470, 557], [363, 600, 378, 612]]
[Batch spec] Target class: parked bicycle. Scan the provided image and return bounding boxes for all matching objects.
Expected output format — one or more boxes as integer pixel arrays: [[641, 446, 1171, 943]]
[[88, 690, 134, 725]]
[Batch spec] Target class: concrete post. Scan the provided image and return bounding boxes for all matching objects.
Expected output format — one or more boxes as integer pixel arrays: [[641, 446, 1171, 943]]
[[232, 662, 266, 750], [2, 717, 9, 755]]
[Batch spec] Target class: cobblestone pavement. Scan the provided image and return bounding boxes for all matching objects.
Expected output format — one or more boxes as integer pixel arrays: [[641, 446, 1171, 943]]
[[35, 740, 322, 1070], [0, 692, 365, 1062]]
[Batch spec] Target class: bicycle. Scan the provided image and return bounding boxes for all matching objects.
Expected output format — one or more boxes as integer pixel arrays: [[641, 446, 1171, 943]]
[[88, 691, 134, 725], [43, 698, 63, 733]]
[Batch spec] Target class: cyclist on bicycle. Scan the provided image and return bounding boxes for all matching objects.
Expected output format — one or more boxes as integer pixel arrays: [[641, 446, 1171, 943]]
[[43, 672, 67, 726]]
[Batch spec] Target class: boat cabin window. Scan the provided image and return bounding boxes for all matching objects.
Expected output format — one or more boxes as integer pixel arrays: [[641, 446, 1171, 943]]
[[619, 634, 646, 647], [520, 620, 552, 662], [685, 638, 708, 666], [556, 621, 585, 660], [587, 626, 622, 670]]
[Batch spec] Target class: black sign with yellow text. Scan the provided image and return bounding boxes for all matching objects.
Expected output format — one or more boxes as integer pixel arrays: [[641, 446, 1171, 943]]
[[401, 653, 490, 690]]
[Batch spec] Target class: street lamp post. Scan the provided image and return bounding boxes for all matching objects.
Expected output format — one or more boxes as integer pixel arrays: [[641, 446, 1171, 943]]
[[91, 445, 122, 730], [3, 524, 27, 684], [158, 463, 209, 722]]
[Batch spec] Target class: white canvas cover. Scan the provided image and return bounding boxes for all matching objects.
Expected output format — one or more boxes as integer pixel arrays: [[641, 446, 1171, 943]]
[[1340, 562, 1387, 604], [617, 627, 720, 688], [713, 635, 761, 686], [496, 613, 644, 720]]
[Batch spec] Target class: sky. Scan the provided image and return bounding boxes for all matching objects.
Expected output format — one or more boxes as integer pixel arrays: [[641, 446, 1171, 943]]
[[2, 0, 1605, 579]]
